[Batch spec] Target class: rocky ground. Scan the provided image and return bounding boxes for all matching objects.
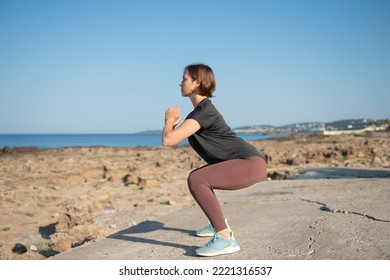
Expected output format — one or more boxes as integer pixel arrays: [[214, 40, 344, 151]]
[[0, 132, 389, 260]]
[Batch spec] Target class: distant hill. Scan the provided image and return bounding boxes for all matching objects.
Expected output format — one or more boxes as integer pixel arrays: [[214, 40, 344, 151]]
[[134, 130, 162, 134], [137, 118, 389, 135], [233, 118, 389, 135]]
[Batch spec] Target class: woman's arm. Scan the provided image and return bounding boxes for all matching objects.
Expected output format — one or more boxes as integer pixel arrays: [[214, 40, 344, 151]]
[[162, 107, 201, 146]]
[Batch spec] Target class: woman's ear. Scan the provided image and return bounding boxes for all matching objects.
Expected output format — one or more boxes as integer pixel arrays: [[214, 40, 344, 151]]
[[190, 79, 200, 91], [193, 79, 201, 88]]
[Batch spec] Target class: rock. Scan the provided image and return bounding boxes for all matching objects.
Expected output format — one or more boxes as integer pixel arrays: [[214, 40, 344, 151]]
[[133, 202, 146, 208], [370, 157, 383, 168], [307, 151, 323, 160], [137, 177, 147, 187], [268, 171, 290, 180], [285, 155, 306, 165], [56, 204, 93, 231], [12, 243, 27, 254], [263, 153, 273, 164], [51, 212, 60, 218], [30, 244, 38, 251], [122, 174, 137, 186], [168, 200, 177, 206], [71, 235, 93, 248], [1, 147, 12, 154], [49, 224, 110, 252], [323, 150, 340, 160], [341, 147, 358, 158]]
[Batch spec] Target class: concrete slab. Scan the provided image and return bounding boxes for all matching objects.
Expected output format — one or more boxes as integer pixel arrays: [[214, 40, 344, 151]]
[[51, 170, 390, 260]]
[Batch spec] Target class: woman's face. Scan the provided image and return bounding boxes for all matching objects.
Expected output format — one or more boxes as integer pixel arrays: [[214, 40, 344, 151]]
[[180, 70, 199, 96]]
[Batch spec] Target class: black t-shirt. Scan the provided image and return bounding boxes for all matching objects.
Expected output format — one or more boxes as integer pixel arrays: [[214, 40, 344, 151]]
[[185, 99, 264, 164]]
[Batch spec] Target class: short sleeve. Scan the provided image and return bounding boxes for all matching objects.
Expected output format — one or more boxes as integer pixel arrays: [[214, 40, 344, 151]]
[[185, 100, 219, 129]]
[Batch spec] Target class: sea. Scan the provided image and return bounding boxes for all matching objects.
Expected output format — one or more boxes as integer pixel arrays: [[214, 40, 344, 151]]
[[0, 133, 276, 149]]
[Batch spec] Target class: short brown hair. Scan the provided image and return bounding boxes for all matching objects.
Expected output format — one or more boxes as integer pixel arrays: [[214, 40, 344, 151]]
[[185, 63, 216, 98]]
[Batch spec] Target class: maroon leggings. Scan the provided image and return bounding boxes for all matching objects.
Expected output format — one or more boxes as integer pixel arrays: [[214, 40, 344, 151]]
[[187, 156, 267, 232]]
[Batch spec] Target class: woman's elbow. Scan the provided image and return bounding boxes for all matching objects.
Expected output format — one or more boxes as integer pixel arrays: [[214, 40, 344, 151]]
[[162, 139, 171, 147], [162, 137, 176, 147]]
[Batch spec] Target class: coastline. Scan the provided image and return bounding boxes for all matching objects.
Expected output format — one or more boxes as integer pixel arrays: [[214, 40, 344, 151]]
[[0, 133, 274, 150], [0, 132, 389, 260]]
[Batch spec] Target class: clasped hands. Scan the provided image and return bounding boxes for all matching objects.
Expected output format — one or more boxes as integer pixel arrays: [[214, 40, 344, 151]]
[[165, 107, 181, 127]]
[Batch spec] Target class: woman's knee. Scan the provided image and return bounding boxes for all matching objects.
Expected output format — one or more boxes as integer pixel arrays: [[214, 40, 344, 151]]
[[187, 171, 198, 192], [187, 170, 208, 193]]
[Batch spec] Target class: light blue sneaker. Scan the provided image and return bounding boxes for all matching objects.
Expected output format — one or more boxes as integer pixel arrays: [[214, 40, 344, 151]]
[[196, 232, 240, 257], [196, 218, 230, 237]]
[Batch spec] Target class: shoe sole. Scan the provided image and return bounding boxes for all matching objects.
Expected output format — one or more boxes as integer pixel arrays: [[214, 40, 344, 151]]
[[196, 232, 215, 237], [196, 245, 240, 257]]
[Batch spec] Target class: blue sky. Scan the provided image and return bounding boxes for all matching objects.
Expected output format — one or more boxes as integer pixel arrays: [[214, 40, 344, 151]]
[[1, 0, 389, 133]]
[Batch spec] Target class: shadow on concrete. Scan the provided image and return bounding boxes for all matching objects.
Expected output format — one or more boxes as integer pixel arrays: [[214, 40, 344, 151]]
[[296, 167, 390, 179], [107, 220, 198, 256]]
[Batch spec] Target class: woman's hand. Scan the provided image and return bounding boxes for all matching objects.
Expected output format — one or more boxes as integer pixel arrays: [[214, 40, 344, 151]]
[[165, 107, 181, 127], [162, 107, 200, 146]]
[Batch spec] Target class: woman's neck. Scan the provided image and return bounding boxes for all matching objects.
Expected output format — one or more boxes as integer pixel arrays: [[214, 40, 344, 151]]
[[190, 95, 208, 108]]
